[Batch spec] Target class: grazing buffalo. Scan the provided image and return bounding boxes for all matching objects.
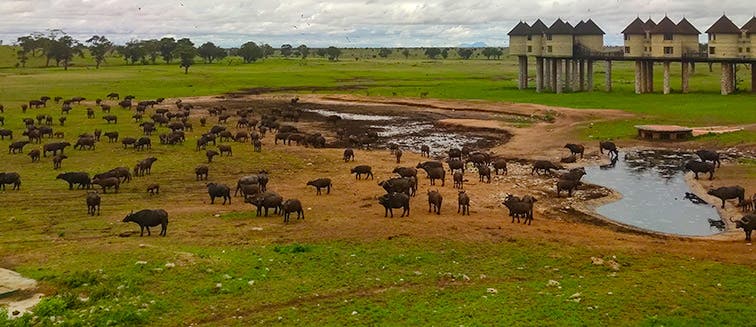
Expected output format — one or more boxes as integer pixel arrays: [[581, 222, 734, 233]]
[[393, 167, 418, 178], [379, 178, 414, 197], [420, 144, 430, 157], [206, 150, 220, 163], [477, 165, 491, 183], [493, 159, 508, 175], [91, 177, 120, 193], [123, 209, 168, 237], [94, 167, 132, 183], [502, 195, 536, 225], [531, 160, 563, 175], [0, 129, 12, 140], [425, 167, 446, 186], [207, 183, 231, 204], [235, 175, 259, 196], [74, 137, 95, 150], [282, 199, 304, 223], [52, 154, 68, 169], [307, 178, 332, 195], [458, 191, 470, 215], [453, 171, 464, 189], [427, 190, 442, 215], [195, 165, 209, 181], [556, 179, 581, 197], [684, 160, 715, 180], [599, 141, 619, 158], [56, 172, 91, 190], [378, 192, 410, 218], [218, 145, 232, 156], [9, 141, 30, 154], [447, 159, 465, 174], [564, 144, 585, 158], [28, 149, 40, 162], [695, 150, 721, 168], [245, 192, 283, 217], [351, 165, 373, 180], [416, 161, 443, 171], [560, 168, 587, 181], [707, 186, 745, 208], [0, 172, 21, 190], [86, 192, 101, 216], [147, 184, 160, 195], [134, 137, 151, 150], [104, 132, 119, 142], [103, 115, 117, 124], [135, 157, 158, 176], [121, 137, 137, 148], [42, 142, 70, 157], [730, 213, 756, 242]]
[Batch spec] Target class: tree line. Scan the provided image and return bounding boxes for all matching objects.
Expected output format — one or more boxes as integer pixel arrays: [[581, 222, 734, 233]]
[[13, 30, 505, 73]]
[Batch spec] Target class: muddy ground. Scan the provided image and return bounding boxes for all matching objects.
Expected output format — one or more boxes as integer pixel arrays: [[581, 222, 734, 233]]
[[172, 93, 755, 266]]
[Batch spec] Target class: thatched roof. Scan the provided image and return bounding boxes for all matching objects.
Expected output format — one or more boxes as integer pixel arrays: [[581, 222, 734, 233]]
[[622, 17, 646, 34], [530, 19, 549, 34], [651, 16, 678, 34], [508, 21, 531, 36], [742, 16, 756, 33], [575, 19, 605, 35], [643, 18, 657, 31], [705, 15, 740, 34], [676, 18, 700, 35], [547, 18, 575, 35]]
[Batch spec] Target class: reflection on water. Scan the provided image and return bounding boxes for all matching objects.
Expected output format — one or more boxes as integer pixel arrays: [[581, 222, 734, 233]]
[[584, 150, 720, 236]]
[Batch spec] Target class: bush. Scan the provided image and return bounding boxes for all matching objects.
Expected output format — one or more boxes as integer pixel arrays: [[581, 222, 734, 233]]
[[33, 297, 68, 317]]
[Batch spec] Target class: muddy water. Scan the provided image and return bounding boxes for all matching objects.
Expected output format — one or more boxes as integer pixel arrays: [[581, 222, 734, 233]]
[[583, 150, 720, 236], [303, 108, 497, 157]]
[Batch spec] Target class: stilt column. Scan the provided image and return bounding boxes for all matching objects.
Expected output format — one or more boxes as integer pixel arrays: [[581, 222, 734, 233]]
[[681, 61, 690, 94], [535, 57, 544, 93], [663, 61, 671, 95], [646, 61, 654, 93], [635, 61, 642, 94], [604, 60, 612, 92], [564, 60, 571, 92], [556, 59, 563, 94], [751, 63, 756, 93], [578, 60, 585, 91], [721, 63, 733, 95]]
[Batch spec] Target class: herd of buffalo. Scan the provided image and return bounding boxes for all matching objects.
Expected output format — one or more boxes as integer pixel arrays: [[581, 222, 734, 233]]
[[0, 94, 753, 242]]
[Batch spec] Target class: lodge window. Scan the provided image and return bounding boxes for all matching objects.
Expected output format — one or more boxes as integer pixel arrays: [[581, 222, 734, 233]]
[[739, 47, 743, 52], [625, 46, 630, 53], [546, 34, 553, 41], [527, 46, 532, 52], [664, 34, 673, 41], [624, 34, 629, 41], [547, 46, 553, 53], [709, 34, 716, 41], [527, 35, 532, 41], [709, 47, 716, 54], [664, 47, 674, 54], [747, 48, 751, 53]]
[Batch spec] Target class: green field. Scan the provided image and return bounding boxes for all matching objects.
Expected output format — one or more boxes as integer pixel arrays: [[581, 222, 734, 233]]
[[1, 47, 755, 326]]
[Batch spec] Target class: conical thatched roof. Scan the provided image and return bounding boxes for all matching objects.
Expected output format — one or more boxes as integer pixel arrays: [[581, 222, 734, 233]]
[[575, 19, 605, 35], [547, 18, 574, 35], [705, 15, 740, 34], [676, 18, 700, 35], [651, 16, 677, 34], [530, 19, 549, 34], [742, 16, 756, 33], [508, 21, 531, 36], [622, 17, 646, 34]]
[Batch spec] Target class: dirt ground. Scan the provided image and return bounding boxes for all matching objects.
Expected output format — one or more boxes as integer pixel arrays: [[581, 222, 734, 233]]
[[157, 94, 755, 265]]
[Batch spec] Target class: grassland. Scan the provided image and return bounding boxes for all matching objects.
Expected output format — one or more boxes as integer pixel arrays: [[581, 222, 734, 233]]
[[0, 47, 755, 326]]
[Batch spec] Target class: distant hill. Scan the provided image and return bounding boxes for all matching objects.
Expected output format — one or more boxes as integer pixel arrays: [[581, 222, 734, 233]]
[[458, 42, 487, 48]]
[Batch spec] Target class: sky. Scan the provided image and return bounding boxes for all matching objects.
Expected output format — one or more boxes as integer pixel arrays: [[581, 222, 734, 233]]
[[0, 0, 754, 48]]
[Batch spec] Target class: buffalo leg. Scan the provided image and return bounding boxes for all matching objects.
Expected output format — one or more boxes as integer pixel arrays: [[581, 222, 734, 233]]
[[139, 226, 145, 236]]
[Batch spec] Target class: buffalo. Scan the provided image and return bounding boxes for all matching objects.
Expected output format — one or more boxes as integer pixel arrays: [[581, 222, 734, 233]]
[[502, 195, 536, 225], [428, 190, 443, 215], [195, 165, 209, 181], [282, 199, 304, 223], [379, 178, 414, 197], [28, 149, 40, 162], [458, 191, 470, 215], [9, 141, 30, 154], [378, 192, 410, 218], [564, 144, 585, 158], [207, 183, 231, 204], [351, 165, 374, 180], [43, 142, 70, 157], [707, 186, 745, 209], [56, 172, 91, 190], [730, 213, 756, 242], [599, 141, 619, 158], [147, 184, 160, 195], [307, 178, 332, 195], [52, 154, 68, 169], [123, 209, 168, 237], [695, 150, 721, 168], [684, 160, 715, 180], [86, 192, 101, 216], [91, 176, 119, 193], [0, 172, 22, 190], [245, 192, 283, 217], [531, 160, 563, 175]]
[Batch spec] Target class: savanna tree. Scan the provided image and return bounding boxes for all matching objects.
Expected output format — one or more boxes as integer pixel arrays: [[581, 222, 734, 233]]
[[238, 41, 263, 63], [326, 46, 341, 61], [159, 37, 177, 63], [197, 42, 227, 63], [86, 35, 113, 68], [172, 38, 196, 74], [280, 44, 293, 57], [457, 48, 474, 60], [424, 48, 441, 59], [378, 48, 392, 58], [297, 44, 309, 59]]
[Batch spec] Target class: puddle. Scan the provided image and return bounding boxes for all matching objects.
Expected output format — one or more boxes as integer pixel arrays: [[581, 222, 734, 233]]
[[303, 108, 499, 157], [583, 150, 720, 236]]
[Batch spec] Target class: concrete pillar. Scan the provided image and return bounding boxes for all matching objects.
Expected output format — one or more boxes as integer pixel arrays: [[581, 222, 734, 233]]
[[605, 60, 612, 92], [536, 57, 544, 93], [523, 56, 529, 89], [564, 59, 571, 92], [556, 59, 563, 94], [681, 61, 690, 94], [732, 63, 737, 93], [751, 63, 755, 93], [690, 62, 696, 74], [663, 61, 671, 95], [572, 60, 579, 91], [646, 61, 654, 93], [551, 59, 558, 92], [578, 60, 585, 91], [517, 56, 525, 90], [635, 60, 642, 94], [543, 59, 553, 91], [721, 63, 733, 95], [586, 60, 594, 91]]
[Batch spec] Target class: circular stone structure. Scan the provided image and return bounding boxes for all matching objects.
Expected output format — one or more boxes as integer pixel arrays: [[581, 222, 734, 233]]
[[635, 125, 693, 140]]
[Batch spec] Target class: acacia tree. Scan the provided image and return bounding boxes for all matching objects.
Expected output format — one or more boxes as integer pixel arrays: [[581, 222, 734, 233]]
[[173, 38, 196, 74], [325, 46, 341, 61], [261, 44, 274, 58], [86, 35, 113, 68], [378, 48, 392, 58], [297, 44, 309, 59], [159, 37, 177, 63], [119, 40, 145, 64], [16, 50, 28, 67], [48, 35, 84, 70], [441, 48, 449, 59], [238, 41, 262, 63], [457, 48, 474, 60], [197, 42, 226, 63], [424, 48, 441, 59], [141, 39, 160, 64], [280, 44, 293, 57], [481, 47, 503, 59]]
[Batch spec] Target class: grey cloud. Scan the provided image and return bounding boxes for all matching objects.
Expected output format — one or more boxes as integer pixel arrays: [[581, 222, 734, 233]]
[[0, 0, 753, 47]]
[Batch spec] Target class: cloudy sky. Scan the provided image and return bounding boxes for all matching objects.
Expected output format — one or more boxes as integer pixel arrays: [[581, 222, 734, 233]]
[[1, 0, 754, 47]]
